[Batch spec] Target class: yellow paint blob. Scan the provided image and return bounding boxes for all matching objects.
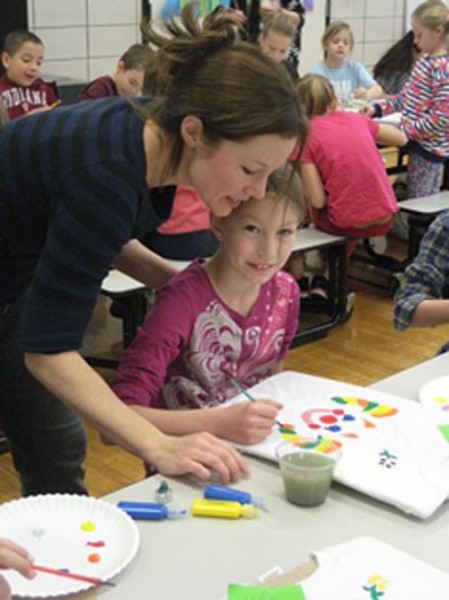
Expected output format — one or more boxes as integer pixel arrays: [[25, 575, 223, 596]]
[[80, 521, 96, 532]]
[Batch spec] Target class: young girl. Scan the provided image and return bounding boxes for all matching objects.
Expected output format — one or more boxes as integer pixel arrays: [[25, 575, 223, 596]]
[[311, 21, 384, 106], [366, 1, 449, 199], [112, 167, 303, 446], [0, 8, 307, 495], [296, 74, 406, 256], [258, 12, 298, 80]]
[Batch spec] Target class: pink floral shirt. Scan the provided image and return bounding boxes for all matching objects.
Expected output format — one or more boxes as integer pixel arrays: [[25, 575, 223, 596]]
[[112, 260, 299, 410]]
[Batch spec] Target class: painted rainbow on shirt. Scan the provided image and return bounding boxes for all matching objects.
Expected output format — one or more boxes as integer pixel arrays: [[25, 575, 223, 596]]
[[278, 423, 342, 453], [331, 396, 398, 417]]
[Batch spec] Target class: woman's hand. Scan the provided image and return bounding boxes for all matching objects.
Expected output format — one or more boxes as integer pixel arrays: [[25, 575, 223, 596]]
[[0, 539, 36, 600], [212, 399, 283, 445], [148, 432, 250, 485]]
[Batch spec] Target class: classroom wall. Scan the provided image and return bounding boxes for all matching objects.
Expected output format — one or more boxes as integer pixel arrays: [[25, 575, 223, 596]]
[[26, 0, 408, 83], [27, 0, 144, 82], [328, 0, 406, 70]]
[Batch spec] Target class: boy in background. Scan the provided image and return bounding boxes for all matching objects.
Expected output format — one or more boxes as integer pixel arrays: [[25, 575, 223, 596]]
[[259, 12, 298, 80], [0, 30, 59, 120], [77, 43, 153, 101]]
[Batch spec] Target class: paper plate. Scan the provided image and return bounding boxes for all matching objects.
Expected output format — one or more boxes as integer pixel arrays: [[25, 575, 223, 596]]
[[0, 494, 139, 597], [419, 376, 449, 412]]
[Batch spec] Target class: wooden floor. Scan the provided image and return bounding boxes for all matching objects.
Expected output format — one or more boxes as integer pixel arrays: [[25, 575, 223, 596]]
[[1, 237, 448, 504]]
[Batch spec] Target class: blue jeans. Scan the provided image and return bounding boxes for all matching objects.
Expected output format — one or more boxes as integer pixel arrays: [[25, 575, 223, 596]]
[[0, 295, 87, 496]]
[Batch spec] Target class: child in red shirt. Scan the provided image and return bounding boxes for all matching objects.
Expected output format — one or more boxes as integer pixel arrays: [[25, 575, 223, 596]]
[[0, 30, 59, 120]]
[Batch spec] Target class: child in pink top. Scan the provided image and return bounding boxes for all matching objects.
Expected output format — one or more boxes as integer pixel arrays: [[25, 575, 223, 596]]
[[112, 166, 303, 447], [297, 74, 406, 256]]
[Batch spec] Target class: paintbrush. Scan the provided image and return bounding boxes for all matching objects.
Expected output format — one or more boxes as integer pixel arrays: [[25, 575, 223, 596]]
[[228, 377, 283, 428], [33, 564, 116, 587]]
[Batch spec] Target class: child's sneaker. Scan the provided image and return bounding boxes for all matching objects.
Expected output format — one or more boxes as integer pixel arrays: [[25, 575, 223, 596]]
[[309, 275, 329, 300]]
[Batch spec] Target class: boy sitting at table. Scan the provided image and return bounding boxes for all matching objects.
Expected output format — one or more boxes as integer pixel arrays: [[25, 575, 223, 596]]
[[394, 210, 449, 355], [77, 43, 154, 101], [0, 30, 59, 120]]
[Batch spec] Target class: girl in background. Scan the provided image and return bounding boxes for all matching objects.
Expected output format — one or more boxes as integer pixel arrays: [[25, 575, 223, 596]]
[[112, 167, 303, 447], [365, 1, 449, 199], [311, 21, 384, 106], [297, 74, 406, 258]]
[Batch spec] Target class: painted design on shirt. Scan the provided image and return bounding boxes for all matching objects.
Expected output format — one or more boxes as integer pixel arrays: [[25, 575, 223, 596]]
[[298, 397, 398, 439], [278, 426, 342, 453], [362, 574, 388, 599], [278, 396, 399, 458], [378, 449, 398, 469]]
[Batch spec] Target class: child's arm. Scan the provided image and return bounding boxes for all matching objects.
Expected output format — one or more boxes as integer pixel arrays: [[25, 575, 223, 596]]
[[409, 299, 449, 327], [394, 212, 449, 332], [112, 239, 178, 290], [130, 399, 283, 446], [299, 163, 327, 209], [376, 123, 408, 147], [354, 82, 384, 101]]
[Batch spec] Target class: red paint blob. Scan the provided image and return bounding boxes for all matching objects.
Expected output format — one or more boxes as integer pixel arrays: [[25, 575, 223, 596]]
[[320, 415, 337, 424], [87, 541, 105, 548]]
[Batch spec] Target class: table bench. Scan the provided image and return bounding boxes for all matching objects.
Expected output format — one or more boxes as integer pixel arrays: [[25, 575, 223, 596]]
[[350, 190, 449, 295]]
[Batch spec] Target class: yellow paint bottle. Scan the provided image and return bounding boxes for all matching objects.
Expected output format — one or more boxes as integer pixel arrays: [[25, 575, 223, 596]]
[[191, 499, 261, 519]]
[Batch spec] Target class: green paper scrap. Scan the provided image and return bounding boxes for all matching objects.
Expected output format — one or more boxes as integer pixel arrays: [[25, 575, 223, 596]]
[[438, 424, 449, 443], [227, 584, 306, 600]]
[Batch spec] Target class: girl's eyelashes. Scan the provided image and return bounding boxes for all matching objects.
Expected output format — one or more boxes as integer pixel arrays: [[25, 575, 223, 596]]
[[242, 166, 257, 176], [244, 224, 259, 233], [278, 227, 295, 237]]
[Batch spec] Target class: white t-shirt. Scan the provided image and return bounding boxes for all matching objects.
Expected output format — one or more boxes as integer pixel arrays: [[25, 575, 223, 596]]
[[301, 537, 449, 599]]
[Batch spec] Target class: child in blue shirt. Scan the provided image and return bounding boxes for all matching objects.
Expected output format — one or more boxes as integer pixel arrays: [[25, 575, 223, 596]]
[[311, 21, 383, 106]]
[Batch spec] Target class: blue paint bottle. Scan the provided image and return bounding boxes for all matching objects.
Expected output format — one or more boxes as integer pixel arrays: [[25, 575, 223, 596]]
[[117, 501, 187, 520], [204, 484, 267, 510]]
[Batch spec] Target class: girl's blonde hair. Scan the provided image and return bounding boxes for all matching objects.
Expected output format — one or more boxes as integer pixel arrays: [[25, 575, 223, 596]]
[[413, 1, 449, 45], [321, 21, 354, 50], [296, 74, 337, 118], [261, 12, 297, 40], [264, 163, 304, 222]]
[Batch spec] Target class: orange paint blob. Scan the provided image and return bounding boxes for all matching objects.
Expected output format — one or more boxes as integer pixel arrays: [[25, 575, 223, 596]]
[[88, 553, 101, 563]]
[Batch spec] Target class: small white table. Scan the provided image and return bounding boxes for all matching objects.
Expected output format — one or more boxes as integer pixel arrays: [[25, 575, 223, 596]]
[[398, 190, 449, 261], [398, 191, 449, 215]]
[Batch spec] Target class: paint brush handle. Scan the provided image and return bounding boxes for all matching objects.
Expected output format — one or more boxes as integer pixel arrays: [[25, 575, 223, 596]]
[[229, 378, 256, 402], [229, 377, 283, 428], [33, 564, 115, 587]]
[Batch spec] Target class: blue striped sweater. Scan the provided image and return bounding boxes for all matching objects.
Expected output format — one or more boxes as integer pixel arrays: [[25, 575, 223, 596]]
[[0, 97, 175, 352]]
